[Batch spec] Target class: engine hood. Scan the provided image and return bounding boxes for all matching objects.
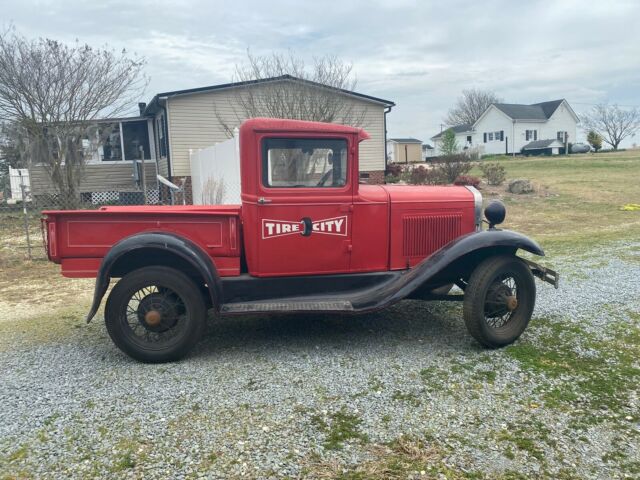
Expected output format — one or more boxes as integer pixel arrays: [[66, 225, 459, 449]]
[[379, 184, 476, 204], [372, 184, 481, 269]]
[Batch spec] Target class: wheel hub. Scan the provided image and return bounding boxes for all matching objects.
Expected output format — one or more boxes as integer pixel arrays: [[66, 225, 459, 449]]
[[137, 293, 180, 332], [485, 283, 516, 318], [144, 310, 162, 327], [506, 295, 518, 311]]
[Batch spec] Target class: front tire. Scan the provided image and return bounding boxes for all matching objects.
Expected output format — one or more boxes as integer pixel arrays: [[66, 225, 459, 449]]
[[463, 255, 535, 348], [105, 266, 207, 363]]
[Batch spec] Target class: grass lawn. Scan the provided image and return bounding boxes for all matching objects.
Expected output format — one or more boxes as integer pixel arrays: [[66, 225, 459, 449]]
[[472, 150, 640, 255]]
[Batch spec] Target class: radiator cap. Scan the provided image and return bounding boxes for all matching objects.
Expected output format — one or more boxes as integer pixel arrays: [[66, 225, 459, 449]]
[[485, 200, 506, 229]]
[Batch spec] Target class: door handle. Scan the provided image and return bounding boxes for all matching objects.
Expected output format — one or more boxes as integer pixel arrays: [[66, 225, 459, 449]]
[[300, 217, 312, 236], [257, 197, 272, 204]]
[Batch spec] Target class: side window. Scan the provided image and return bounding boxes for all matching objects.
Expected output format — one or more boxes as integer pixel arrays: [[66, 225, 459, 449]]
[[156, 115, 167, 157], [262, 138, 348, 188]]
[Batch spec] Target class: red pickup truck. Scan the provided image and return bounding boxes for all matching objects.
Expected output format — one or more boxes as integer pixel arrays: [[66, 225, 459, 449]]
[[43, 118, 558, 362]]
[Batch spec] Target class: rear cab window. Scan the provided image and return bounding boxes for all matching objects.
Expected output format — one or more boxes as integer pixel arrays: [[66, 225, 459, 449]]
[[262, 138, 348, 188]]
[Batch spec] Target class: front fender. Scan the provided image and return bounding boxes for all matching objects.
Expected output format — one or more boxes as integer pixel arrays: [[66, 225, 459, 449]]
[[85, 232, 222, 323], [350, 229, 544, 311]]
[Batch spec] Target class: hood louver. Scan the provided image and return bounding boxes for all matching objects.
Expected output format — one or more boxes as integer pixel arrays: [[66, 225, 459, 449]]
[[403, 214, 462, 258]]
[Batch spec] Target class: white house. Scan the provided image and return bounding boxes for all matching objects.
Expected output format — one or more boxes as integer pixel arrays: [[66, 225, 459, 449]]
[[431, 99, 579, 156], [422, 144, 436, 160]]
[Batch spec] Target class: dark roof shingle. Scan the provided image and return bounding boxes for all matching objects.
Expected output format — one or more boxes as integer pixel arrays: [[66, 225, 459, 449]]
[[431, 124, 473, 139], [493, 99, 565, 120], [145, 74, 395, 115], [388, 137, 422, 144]]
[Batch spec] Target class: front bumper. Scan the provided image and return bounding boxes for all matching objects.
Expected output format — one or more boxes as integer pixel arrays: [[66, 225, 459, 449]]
[[523, 258, 559, 289]]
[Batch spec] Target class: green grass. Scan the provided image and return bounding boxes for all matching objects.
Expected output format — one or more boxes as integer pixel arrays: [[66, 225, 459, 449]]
[[472, 151, 640, 253], [311, 408, 369, 450], [504, 316, 640, 425], [391, 389, 421, 406]]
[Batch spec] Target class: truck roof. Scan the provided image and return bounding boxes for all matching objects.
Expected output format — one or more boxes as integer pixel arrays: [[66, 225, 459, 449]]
[[240, 117, 370, 142]]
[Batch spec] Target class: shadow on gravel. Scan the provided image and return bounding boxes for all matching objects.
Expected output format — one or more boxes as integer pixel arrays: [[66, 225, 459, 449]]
[[193, 300, 478, 359]]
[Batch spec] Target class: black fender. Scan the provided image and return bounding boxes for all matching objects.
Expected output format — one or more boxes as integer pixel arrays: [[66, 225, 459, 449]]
[[85, 232, 222, 323], [350, 229, 544, 311]]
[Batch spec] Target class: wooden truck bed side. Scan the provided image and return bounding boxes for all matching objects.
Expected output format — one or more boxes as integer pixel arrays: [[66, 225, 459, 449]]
[[42, 205, 242, 278]]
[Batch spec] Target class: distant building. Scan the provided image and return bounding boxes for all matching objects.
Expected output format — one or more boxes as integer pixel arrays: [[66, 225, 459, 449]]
[[386, 138, 423, 163], [431, 99, 578, 156], [422, 144, 436, 160]]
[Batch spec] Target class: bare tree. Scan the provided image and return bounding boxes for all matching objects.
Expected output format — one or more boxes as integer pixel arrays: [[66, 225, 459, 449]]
[[216, 51, 366, 136], [0, 27, 147, 205], [445, 88, 502, 126], [581, 104, 640, 150]]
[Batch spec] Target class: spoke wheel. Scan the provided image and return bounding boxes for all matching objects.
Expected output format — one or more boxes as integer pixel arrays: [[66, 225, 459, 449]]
[[105, 267, 207, 363], [463, 255, 535, 348], [484, 274, 519, 328]]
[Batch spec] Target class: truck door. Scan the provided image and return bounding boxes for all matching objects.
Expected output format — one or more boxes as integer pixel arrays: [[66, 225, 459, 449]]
[[248, 136, 353, 277]]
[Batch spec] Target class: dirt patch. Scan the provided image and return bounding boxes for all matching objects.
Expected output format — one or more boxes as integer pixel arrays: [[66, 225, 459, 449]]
[[0, 259, 92, 323]]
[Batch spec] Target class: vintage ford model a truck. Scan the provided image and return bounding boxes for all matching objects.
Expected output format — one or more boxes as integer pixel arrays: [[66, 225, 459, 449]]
[[42, 118, 558, 362]]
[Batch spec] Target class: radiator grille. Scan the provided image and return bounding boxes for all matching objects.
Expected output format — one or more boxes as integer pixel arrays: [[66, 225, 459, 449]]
[[403, 214, 462, 257]]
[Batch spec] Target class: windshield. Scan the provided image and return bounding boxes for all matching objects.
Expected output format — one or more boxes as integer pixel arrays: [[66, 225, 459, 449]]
[[262, 138, 348, 188]]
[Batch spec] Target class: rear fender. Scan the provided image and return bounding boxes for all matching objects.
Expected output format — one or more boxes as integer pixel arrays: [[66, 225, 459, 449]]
[[351, 229, 544, 310], [86, 232, 222, 323]]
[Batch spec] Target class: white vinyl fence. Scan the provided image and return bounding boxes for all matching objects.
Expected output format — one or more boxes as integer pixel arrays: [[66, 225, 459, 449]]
[[9, 167, 31, 202], [189, 130, 241, 205]]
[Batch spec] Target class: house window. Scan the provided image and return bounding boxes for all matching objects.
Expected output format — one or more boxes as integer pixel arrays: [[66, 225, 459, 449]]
[[494, 131, 501, 141], [122, 120, 150, 160], [100, 124, 122, 161], [157, 114, 167, 157], [262, 138, 347, 188], [488, 132, 494, 141], [466, 135, 472, 144], [526, 130, 538, 141], [557, 131, 567, 142]]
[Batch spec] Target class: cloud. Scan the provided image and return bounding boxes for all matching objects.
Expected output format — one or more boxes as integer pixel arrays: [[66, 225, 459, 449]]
[[3, 0, 639, 143]]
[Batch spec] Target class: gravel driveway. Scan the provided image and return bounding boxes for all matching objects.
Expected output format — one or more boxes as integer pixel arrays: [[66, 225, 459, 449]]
[[1, 242, 639, 479]]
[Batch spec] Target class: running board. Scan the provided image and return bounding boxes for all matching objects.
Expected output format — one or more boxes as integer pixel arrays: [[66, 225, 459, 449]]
[[221, 299, 354, 314]]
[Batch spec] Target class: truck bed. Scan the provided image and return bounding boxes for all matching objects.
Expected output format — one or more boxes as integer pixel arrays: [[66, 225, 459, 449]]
[[42, 205, 242, 278]]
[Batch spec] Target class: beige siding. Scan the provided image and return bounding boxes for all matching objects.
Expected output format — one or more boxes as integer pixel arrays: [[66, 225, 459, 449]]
[[30, 163, 157, 195], [166, 87, 387, 177], [392, 143, 422, 163]]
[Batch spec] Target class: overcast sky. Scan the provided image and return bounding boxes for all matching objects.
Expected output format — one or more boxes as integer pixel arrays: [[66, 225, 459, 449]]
[[4, 0, 640, 144]]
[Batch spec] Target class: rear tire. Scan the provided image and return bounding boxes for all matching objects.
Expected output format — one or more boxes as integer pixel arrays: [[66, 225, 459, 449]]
[[463, 255, 535, 348], [105, 266, 207, 363]]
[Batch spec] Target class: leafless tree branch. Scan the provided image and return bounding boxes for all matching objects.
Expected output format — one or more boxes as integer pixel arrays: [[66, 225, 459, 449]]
[[215, 50, 366, 137], [580, 104, 640, 150], [0, 26, 148, 205], [445, 88, 502, 126]]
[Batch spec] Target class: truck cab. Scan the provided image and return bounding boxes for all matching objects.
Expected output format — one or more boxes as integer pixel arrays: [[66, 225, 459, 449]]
[[43, 118, 558, 363], [239, 118, 477, 277]]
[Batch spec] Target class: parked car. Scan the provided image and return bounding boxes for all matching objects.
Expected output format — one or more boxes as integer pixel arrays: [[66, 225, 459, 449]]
[[42, 118, 558, 362]]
